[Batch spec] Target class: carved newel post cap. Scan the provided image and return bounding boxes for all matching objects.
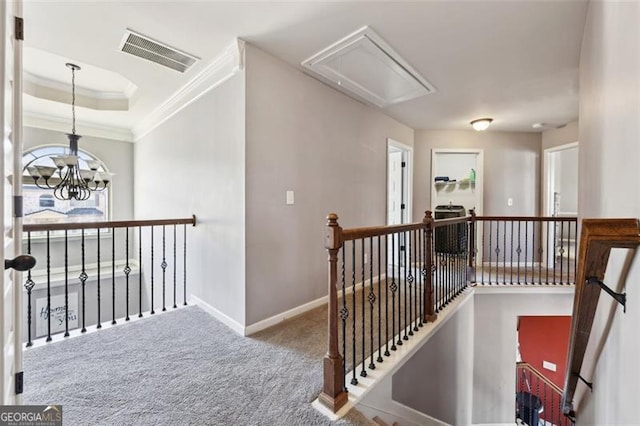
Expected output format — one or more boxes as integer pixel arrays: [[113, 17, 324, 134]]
[[423, 210, 433, 222], [327, 213, 339, 225]]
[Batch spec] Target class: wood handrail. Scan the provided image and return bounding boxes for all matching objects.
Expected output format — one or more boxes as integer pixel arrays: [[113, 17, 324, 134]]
[[342, 221, 425, 241], [342, 214, 471, 241], [474, 215, 577, 222], [562, 218, 640, 416], [23, 215, 196, 232], [517, 361, 563, 395]]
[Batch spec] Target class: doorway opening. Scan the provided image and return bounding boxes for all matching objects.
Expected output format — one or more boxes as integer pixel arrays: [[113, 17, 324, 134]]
[[387, 139, 412, 226]]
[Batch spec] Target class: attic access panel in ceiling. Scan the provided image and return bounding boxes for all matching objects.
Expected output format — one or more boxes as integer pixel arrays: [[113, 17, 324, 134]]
[[302, 26, 436, 108]]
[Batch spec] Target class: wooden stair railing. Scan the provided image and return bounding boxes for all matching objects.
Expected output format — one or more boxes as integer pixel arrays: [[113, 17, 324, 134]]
[[562, 218, 640, 418], [517, 362, 567, 425], [320, 211, 475, 413]]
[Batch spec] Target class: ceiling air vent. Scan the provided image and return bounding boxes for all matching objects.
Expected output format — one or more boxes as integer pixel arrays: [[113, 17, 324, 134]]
[[302, 26, 435, 108], [119, 29, 199, 73]]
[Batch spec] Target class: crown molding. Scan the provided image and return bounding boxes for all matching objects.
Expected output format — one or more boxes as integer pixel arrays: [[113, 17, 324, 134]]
[[24, 112, 134, 142], [132, 38, 245, 141]]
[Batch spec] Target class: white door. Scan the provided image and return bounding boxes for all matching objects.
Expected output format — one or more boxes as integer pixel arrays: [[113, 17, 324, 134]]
[[387, 151, 403, 225], [1, 0, 24, 404]]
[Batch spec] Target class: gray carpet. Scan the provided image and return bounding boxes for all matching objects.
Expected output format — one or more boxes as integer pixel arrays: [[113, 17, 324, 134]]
[[24, 305, 374, 426]]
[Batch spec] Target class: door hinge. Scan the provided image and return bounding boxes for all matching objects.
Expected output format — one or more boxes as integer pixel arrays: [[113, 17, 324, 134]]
[[15, 371, 23, 394], [400, 203, 406, 210], [401, 161, 406, 167], [14, 17, 24, 41]]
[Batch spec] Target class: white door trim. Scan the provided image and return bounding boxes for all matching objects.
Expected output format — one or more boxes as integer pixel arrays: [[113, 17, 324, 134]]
[[387, 138, 413, 224], [542, 142, 579, 217]]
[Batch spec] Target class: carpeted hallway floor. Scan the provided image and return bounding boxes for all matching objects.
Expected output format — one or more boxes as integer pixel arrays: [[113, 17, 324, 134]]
[[24, 305, 375, 426]]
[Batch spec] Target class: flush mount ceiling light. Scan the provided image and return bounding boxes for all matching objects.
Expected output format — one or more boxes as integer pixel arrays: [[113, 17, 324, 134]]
[[532, 122, 546, 129], [24, 63, 111, 200], [302, 26, 436, 108], [470, 118, 493, 131]]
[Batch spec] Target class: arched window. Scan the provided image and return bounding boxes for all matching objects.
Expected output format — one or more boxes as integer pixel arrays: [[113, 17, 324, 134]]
[[22, 146, 110, 226]]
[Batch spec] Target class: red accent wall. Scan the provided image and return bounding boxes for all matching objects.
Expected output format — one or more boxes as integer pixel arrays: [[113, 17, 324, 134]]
[[518, 316, 571, 389]]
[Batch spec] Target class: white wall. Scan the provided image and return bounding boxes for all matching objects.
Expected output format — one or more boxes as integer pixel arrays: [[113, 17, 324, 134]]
[[244, 44, 414, 325], [392, 295, 474, 425], [413, 130, 541, 221], [574, 1, 640, 424], [134, 72, 246, 326], [472, 291, 573, 424], [541, 120, 578, 150]]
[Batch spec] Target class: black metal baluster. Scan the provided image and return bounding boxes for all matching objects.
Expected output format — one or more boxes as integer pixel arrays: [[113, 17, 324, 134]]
[[97, 228, 102, 328], [112, 228, 116, 325], [546, 221, 550, 284], [531, 221, 536, 285], [24, 232, 35, 347], [524, 221, 529, 285], [413, 230, 419, 331], [377, 236, 383, 363], [488, 221, 493, 284], [80, 229, 87, 332], [396, 232, 403, 346], [553, 220, 558, 284], [173, 224, 177, 308], [368, 237, 375, 370], [351, 241, 358, 385], [407, 230, 414, 336], [341, 247, 347, 391], [361, 239, 367, 377], [517, 221, 522, 284], [46, 231, 51, 342], [64, 230, 69, 337], [151, 226, 155, 314], [139, 227, 143, 318], [384, 234, 390, 357], [503, 221, 506, 284], [559, 221, 564, 284], [403, 231, 408, 341], [510, 220, 514, 284], [162, 225, 167, 311], [481, 221, 485, 283], [538, 222, 544, 285], [183, 224, 188, 305], [124, 227, 131, 321], [390, 234, 397, 351], [419, 228, 425, 327]]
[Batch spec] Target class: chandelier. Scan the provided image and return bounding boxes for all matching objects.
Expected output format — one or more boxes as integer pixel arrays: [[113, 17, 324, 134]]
[[25, 63, 110, 201]]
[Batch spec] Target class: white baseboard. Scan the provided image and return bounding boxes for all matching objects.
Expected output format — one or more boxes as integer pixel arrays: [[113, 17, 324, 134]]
[[244, 273, 390, 336], [189, 295, 245, 336], [244, 295, 328, 336], [193, 273, 393, 336]]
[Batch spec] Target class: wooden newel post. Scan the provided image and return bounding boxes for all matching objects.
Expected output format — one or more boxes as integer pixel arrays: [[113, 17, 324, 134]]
[[468, 209, 476, 283], [319, 213, 348, 412], [423, 211, 438, 323]]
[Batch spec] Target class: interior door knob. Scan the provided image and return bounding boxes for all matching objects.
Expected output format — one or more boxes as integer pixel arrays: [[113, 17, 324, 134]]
[[4, 255, 36, 271]]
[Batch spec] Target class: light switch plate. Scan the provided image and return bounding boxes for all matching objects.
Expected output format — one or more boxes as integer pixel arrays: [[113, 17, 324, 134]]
[[286, 190, 294, 205]]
